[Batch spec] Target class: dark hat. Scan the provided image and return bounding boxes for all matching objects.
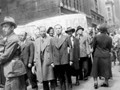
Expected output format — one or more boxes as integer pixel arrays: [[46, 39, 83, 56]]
[[99, 23, 108, 33], [65, 27, 75, 33], [76, 26, 84, 32], [1, 16, 17, 28]]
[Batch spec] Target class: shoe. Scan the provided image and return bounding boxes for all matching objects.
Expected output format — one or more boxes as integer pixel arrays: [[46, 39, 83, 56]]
[[94, 83, 98, 89], [101, 83, 109, 87], [84, 77, 88, 81], [75, 80, 80, 86]]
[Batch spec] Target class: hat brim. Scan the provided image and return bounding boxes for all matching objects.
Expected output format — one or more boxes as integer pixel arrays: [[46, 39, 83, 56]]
[[65, 29, 75, 33], [76, 28, 84, 32], [1, 21, 17, 28]]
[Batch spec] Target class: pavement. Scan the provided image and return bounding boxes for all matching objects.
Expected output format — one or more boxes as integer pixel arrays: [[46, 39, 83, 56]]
[[1, 62, 120, 90]]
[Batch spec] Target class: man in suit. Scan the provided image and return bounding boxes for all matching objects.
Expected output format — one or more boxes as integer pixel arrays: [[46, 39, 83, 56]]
[[50, 24, 73, 90], [18, 31, 38, 90], [0, 16, 26, 90], [65, 27, 80, 86]]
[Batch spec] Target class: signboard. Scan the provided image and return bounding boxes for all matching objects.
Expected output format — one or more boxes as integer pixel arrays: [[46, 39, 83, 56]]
[[14, 13, 88, 37]]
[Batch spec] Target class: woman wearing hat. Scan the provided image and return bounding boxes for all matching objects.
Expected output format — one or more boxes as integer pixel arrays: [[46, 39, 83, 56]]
[[91, 24, 112, 89]]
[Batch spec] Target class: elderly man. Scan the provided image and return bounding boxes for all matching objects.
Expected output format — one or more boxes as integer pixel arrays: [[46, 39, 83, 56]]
[[34, 26, 55, 90], [0, 16, 26, 90], [18, 31, 38, 90], [50, 24, 73, 90]]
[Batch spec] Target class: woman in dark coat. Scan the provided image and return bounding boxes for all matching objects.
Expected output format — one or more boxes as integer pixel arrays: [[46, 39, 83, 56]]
[[91, 24, 112, 89]]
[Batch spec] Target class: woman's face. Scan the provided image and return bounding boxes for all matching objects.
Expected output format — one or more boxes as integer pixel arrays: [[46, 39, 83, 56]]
[[49, 29, 54, 37]]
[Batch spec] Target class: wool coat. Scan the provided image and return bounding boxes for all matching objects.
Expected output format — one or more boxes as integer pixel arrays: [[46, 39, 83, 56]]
[[34, 35, 54, 82]]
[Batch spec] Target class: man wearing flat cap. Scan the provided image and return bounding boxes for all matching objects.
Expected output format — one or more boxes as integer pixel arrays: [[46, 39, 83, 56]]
[[65, 27, 80, 86], [0, 16, 26, 90]]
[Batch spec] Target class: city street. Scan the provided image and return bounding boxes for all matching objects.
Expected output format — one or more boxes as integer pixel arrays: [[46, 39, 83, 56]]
[[0, 62, 120, 90], [27, 62, 120, 90]]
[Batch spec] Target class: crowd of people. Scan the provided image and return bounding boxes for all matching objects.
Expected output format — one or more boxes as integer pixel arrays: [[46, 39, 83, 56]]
[[0, 16, 118, 90]]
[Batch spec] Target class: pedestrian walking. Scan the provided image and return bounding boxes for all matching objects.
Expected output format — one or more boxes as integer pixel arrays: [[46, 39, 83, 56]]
[[76, 26, 90, 80], [0, 16, 27, 90], [65, 27, 80, 86], [50, 24, 73, 90], [34, 26, 55, 90], [91, 24, 112, 89], [18, 31, 38, 90]]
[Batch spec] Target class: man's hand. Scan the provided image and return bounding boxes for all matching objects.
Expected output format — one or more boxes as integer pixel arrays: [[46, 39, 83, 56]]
[[51, 63, 55, 68], [69, 61, 73, 66], [28, 63, 32, 68], [32, 66, 36, 74]]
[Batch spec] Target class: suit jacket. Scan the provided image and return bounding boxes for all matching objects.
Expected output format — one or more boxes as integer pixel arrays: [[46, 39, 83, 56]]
[[34, 35, 54, 82], [50, 34, 73, 65], [93, 33, 112, 57], [0, 33, 26, 77], [69, 36, 80, 70], [20, 40, 34, 66]]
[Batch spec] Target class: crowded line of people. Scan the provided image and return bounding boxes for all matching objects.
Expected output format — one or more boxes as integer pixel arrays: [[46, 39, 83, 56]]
[[0, 16, 114, 90]]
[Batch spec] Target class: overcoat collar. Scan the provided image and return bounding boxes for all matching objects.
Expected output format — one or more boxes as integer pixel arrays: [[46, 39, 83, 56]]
[[53, 34, 67, 48], [40, 35, 50, 52]]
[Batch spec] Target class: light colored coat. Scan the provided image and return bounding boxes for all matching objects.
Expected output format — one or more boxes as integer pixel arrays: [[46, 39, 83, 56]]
[[0, 33, 26, 78], [34, 35, 54, 82]]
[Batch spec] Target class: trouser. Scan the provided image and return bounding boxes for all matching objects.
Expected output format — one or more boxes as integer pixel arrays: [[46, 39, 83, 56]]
[[54, 64, 72, 90], [87, 57, 92, 76], [0, 66, 5, 86], [26, 67, 38, 89], [5, 75, 27, 90], [79, 57, 89, 79], [43, 80, 55, 90]]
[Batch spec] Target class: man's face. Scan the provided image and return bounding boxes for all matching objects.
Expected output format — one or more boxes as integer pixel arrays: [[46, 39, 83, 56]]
[[2, 23, 13, 36], [34, 29, 40, 38], [77, 29, 83, 35], [18, 33, 26, 41], [40, 27, 46, 38], [67, 31, 73, 36], [55, 25, 62, 35]]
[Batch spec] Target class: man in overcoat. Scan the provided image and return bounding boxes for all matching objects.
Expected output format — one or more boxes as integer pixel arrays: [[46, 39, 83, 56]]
[[34, 26, 55, 90], [50, 24, 73, 90], [0, 16, 26, 90], [18, 31, 38, 90], [65, 27, 80, 85]]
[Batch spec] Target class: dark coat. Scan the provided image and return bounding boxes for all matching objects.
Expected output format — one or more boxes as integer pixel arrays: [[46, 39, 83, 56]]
[[91, 33, 112, 78], [20, 40, 34, 66], [69, 36, 80, 70], [34, 35, 54, 82], [50, 35, 73, 65]]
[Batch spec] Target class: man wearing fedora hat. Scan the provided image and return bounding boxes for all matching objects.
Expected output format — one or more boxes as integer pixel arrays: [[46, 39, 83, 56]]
[[0, 16, 27, 90], [65, 27, 80, 86], [76, 26, 90, 81]]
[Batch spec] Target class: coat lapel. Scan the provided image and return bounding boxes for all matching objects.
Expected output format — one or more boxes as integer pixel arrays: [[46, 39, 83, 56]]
[[40, 36, 50, 52], [53, 36, 59, 48], [57, 35, 67, 48]]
